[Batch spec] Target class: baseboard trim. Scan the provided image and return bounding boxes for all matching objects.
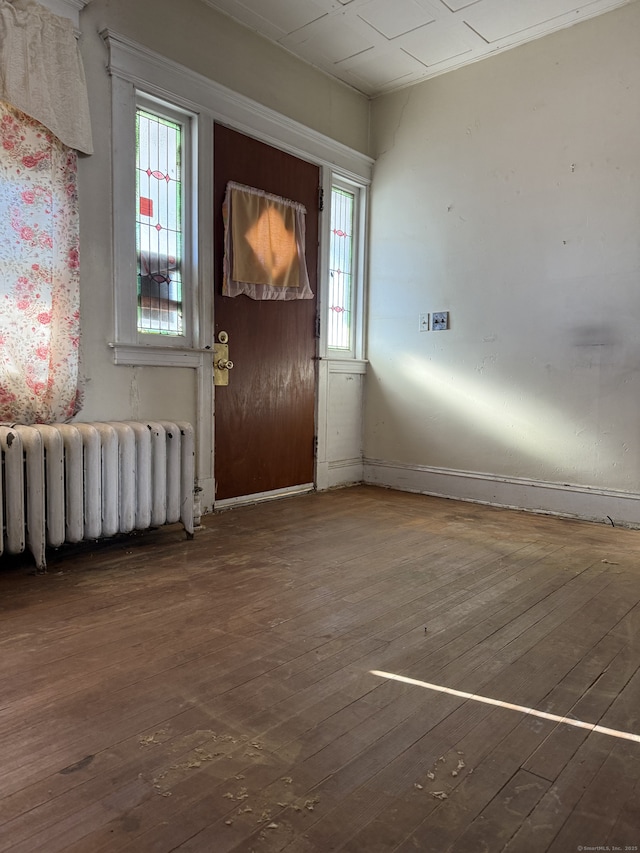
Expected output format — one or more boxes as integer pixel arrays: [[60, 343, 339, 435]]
[[214, 483, 314, 511], [363, 459, 640, 528], [326, 458, 364, 489]]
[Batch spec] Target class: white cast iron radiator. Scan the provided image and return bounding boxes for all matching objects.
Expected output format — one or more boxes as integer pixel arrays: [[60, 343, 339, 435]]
[[0, 421, 195, 572]]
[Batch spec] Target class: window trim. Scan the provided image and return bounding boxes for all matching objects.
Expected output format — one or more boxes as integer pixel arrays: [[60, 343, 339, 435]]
[[135, 94, 194, 345], [322, 172, 368, 361], [324, 172, 366, 359], [111, 84, 202, 354], [109, 77, 215, 367], [104, 28, 372, 366]]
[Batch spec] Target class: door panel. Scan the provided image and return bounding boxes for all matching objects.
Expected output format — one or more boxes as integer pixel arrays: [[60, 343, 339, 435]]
[[213, 124, 319, 501]]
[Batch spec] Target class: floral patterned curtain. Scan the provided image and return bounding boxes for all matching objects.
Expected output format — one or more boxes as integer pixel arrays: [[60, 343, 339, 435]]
[[0, 100, 81, 424]]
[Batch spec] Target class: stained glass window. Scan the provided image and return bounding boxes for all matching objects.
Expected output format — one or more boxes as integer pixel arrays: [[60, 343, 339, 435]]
[[136, 107, 184, 335], [328, 186, 355, 350]]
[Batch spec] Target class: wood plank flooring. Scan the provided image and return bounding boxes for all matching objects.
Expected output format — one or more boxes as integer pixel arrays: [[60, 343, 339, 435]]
[[1, 485, 640, 851]]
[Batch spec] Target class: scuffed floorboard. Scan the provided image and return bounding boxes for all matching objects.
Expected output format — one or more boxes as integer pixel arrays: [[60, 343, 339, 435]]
[[1, 485, 640, 852]]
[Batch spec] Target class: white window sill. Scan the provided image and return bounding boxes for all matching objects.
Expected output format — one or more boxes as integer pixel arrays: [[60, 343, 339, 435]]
[[109, 342, 212, 368], [322, 357, 368, 374]]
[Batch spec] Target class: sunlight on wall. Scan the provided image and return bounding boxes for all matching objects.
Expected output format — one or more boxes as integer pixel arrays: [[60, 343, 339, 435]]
[[400, 353, 614, 479]]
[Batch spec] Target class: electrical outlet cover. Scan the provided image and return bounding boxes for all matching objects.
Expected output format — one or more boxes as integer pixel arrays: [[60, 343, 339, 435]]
[[432, 311, 449, 330]]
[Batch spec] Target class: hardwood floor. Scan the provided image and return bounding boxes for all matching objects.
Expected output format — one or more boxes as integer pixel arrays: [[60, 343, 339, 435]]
[[1, 485, 640, 852]]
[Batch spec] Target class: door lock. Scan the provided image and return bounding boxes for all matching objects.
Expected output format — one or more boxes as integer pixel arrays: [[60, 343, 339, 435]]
[[213, 331, 233, 385]]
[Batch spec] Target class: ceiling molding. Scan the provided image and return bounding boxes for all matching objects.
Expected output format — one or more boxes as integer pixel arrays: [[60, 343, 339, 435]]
[[38, 0, 90, 28]]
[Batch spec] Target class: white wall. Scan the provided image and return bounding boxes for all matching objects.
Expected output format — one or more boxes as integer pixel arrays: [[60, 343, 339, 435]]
[[316, 360, 367, 490], [75, 0, 370, 509], [365, 2, 640, 524]]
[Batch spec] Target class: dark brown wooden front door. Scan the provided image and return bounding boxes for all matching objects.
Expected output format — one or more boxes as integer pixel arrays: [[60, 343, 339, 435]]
[[213, 124, 319, 501]]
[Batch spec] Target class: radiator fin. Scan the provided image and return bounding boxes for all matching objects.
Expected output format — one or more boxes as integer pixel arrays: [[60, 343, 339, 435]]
[[0, 421, 195, 571]]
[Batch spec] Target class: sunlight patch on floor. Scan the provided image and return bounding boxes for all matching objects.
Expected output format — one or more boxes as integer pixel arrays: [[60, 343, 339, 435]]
[[370, 669, 640, 744]]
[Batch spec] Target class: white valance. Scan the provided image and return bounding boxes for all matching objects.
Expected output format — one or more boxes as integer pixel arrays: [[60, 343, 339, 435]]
[[0, 0, 93, 154]]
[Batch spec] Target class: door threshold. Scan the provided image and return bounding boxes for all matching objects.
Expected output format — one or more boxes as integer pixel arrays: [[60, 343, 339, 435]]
[[215, 483, 314, 511]]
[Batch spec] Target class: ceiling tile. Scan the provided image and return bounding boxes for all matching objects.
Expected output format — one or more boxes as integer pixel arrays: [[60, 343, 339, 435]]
[[240, 0, 327, 35], [199, 0, 290, 38], [463, 0, 588, 42], [342, 68, 418, 96], [439, 0, 482, 11], [401, 20, 472, 66], [201, 0, 328, 39], [280, 13, 378, 63], [339, 45, 426, 84], [357, 0, 436, 40], [201, 0, 635, 96]]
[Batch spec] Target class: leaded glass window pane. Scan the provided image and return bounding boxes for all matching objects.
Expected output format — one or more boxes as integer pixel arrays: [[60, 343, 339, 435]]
[[328, 186, 354, 350], [136, 108, 184, 336]]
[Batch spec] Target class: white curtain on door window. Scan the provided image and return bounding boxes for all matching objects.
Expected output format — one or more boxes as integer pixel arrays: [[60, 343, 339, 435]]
[[222, 182, 313, 300]]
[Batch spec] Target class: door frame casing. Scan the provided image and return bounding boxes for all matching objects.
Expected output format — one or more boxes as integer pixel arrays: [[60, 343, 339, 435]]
[[103, 30, 373, 513]]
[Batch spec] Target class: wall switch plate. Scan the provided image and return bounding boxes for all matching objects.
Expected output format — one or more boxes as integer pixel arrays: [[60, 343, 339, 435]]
[[432, 311, 449, 330], [419, 313, 429, 332]]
